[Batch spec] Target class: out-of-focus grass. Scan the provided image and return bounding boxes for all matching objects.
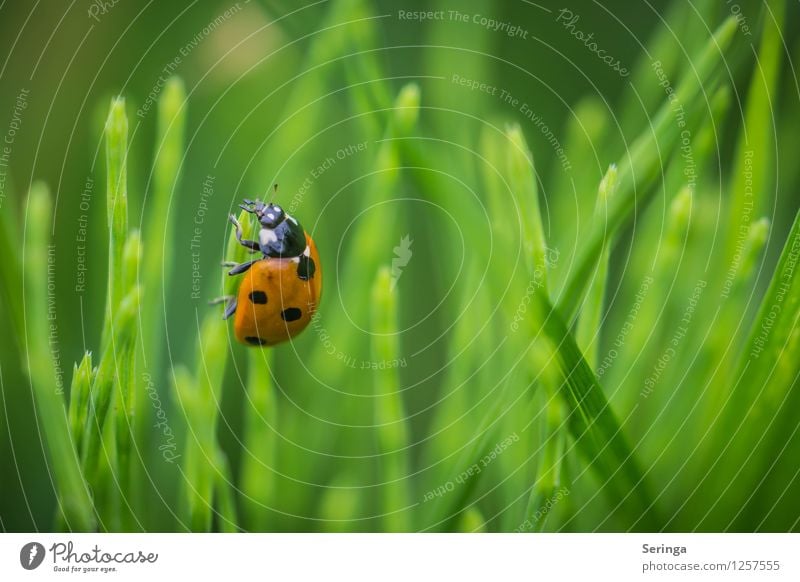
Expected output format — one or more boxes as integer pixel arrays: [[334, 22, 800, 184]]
[[8, 0, 800, 533], [175, 207, 253, 532], [239, 348, 277, 531], [371, 267, 412, 531], [141, 77, 186, 382], [557, 17, 739, 321], [23, 182, 95, 532]]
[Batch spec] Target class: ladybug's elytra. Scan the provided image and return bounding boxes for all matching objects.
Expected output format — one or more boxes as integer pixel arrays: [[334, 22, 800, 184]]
[[220, 194, 322, 347]]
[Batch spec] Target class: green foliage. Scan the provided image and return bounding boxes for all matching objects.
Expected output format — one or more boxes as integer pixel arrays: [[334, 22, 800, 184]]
[[23, 182, 95, 531], [557, 17, 738, 322], [371, 267, 412, 531], [8, 0, 799, 534]]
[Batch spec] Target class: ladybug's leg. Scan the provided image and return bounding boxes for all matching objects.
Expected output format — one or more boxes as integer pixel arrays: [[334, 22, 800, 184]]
[[229, 214, 260, 252], [223, 297, 237, 320], [209, 295, 237, 320], [228, 259, 259, 276]]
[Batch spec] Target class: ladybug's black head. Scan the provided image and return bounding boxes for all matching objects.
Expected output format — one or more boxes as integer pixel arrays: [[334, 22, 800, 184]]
[[239, 199, 287, 229]]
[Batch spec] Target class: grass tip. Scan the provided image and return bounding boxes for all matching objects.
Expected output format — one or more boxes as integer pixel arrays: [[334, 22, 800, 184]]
[[162, 77, 186, 103], [713, 15, 739, 51], [505, 123, 531, 163], [394, 83, 420, 132], [669, 186, 693, 226], [598, 164, 619, 203], [28, 180, 51, 210], [749, 217, 770, 244], [106, 97, 128, 135]]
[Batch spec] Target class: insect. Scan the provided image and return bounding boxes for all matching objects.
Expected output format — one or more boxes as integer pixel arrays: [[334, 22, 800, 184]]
[[216, 191, 322, 347]]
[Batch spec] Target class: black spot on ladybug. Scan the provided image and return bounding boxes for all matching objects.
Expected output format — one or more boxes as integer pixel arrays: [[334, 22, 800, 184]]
[[281, 307, 302, 322], [297, 255, 316, 281], [248, 290, 268, 304], [245, 336, 269, 346]]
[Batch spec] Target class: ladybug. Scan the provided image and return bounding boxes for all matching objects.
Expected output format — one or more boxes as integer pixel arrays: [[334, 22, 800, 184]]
[[219, 194, 322, 347]]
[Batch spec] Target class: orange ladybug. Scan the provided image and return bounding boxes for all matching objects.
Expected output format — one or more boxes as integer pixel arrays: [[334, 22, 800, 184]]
[[221, 196, 322, 346]]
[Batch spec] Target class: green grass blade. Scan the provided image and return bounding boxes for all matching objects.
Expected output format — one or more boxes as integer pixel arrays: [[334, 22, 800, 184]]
[[502, 134, 651, 525], [67, 352, 95, 456], [179, 209, 254, 531], [506, 124, 549, 290], [548, 97, 608, 274], [615, 186, 693, 407], [534, 292, 656, 526], [531, 167, 619, 532], [457, 506, 487, 533], [252, 0, 379, 201], [523, 384, 566, 532], [102, 97, 129, 345], [727, 208, 800, 441], [576, 165, 619, 366], [371, 267, 412, 531], [319, 474, 361, 532], [23, 182, 96, 531], [342, 1, 393, 137], [557, 17, 738, 322], [239, 349, 277, 531], [618, 0, 716, 137], [80, 97, 133, 505], [214, 447, 239, 533], [690, 209, 800, 529], [422, 370, 525, 530], [114, 232, 142, 530], [185, 313, 229, 532], [81, 286, 139, 493], [725, 0, 785, 252], [704, 217, 769, 404], [141, 77, 186, 370], [423, 261, 496, 484], [307, 84, 419, 375], [172, 364, 202, 531]]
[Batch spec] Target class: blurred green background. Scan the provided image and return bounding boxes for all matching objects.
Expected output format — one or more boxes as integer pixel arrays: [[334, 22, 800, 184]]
[[1, 0, 799, 532]]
